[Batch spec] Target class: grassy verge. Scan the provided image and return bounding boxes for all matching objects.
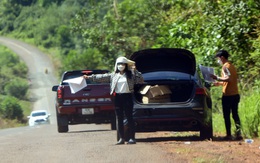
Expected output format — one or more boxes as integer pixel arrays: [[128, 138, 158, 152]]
[[239, 88, 260, 138], [0, 98, 30, 129]]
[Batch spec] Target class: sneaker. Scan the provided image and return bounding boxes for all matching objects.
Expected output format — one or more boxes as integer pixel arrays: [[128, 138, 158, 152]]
[[235, 130, 243, 140], [235, 135, 243, 141], [116, 138, 125, 145], [127, 139, 136, 144]]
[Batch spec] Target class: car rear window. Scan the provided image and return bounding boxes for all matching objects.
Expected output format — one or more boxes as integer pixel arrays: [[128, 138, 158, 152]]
[[62, 74, 98, 85], [62, 70, 109, 85], [32, 112, 46, 117]]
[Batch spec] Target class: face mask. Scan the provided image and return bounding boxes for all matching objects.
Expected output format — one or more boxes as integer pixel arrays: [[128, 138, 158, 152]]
[[117, 65, 126, 71], [217, 59, 223, 65]]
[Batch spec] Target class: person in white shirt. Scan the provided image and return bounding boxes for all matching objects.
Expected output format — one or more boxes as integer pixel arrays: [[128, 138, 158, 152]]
[[83, 56, 143, 144]]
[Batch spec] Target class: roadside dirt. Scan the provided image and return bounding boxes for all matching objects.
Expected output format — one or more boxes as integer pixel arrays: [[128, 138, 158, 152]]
[[137, 131, 260, 163]]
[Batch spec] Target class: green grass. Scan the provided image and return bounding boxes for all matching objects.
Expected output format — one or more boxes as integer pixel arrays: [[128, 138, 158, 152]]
[[239, 88, 260, 138], [212, 113, 226, 136], [0, 99, 31, 129]]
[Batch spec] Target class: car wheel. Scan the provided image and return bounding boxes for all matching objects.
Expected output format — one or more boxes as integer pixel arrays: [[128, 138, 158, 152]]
[[57, 113, 69, 133], [58, 125, 68, 133], [200, 124, 213, 140]]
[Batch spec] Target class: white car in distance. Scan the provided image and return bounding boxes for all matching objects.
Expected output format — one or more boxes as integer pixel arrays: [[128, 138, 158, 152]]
[[28, 110, 51, 126]]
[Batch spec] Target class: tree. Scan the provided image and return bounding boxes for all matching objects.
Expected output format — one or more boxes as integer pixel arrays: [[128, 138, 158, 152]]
[[61, 48, 106, 73], [0, 0, 22, 32], [57, 25, 75, 55], [71, 0, 169, 69], [153, 0, 259, 84]]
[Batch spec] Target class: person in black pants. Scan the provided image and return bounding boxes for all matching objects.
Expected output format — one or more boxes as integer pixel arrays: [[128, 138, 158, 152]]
[[84, 56, 143, 144], [114, 93, 135, 144], [211, 50, 243, 140], [222, 94, 241, 139]]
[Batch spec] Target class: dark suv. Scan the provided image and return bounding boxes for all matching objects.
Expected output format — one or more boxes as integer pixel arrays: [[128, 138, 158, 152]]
[[129, 48, 213, 140]]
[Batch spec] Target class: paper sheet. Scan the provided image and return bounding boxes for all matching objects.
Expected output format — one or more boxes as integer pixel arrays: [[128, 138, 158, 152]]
[[63, 77, 87, 94], [199, 65, 215, 83]]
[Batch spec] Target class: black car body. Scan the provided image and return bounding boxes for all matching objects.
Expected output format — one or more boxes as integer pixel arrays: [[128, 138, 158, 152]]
[[130, 48, 213, 140]]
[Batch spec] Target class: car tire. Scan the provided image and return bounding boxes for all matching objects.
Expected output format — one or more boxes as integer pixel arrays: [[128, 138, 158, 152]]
[[200, 124, 213, 140], [58, 125, 68, 133], [57, 113, 69, 133]]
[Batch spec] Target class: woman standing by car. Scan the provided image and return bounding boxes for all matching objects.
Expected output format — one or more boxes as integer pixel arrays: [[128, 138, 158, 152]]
[[83, 56, 144, 145]]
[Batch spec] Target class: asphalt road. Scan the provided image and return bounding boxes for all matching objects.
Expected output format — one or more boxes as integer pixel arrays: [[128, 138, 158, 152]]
[[0, 37, 176, 163]]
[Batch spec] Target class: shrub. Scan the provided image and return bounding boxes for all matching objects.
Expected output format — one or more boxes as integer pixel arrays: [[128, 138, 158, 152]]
[[4, 78, 29, 100], [0, 96, 24, 121]]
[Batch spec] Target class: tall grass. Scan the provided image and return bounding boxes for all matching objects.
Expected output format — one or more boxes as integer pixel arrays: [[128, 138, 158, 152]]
[[239, 87, 260, 138]]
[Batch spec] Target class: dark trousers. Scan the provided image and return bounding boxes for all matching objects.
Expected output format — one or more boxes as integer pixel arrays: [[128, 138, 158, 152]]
[[114, 93, 135, 140], [222, 94, 241, 136]]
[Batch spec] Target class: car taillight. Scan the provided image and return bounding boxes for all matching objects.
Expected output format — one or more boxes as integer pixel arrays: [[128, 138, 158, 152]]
[[57, 86, 64, 100], [196, 88, 206, 95]]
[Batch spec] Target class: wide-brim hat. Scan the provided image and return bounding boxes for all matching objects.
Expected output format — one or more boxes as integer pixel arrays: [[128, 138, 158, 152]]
[[114, 56, 135, 72]]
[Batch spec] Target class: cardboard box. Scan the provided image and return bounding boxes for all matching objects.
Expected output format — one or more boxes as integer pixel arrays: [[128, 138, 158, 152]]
[[140, 85, 172, 98], [140, 85, 172, 103], [142, 94, 171, 104]]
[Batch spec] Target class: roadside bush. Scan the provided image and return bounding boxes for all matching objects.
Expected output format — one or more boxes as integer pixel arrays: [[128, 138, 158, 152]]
[[12, 62, 28, 78], [4, 78, 29, 100], [0, 96, 24, 122]]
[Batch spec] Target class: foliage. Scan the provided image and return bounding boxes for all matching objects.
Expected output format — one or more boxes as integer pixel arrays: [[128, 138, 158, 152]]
[[56, 25, 74, 55], [155, 1, 259, 80], [0, 0, 22, 32], [60, 48, 106, 74], [0, 47, 29, 95], [4, 78, 29, 100], [72, 0, 172, 69], [70, 0, 260, 81], [0, 96, 24, 121], [0, 46, 29, 124], [239, 88, 260, 138]]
